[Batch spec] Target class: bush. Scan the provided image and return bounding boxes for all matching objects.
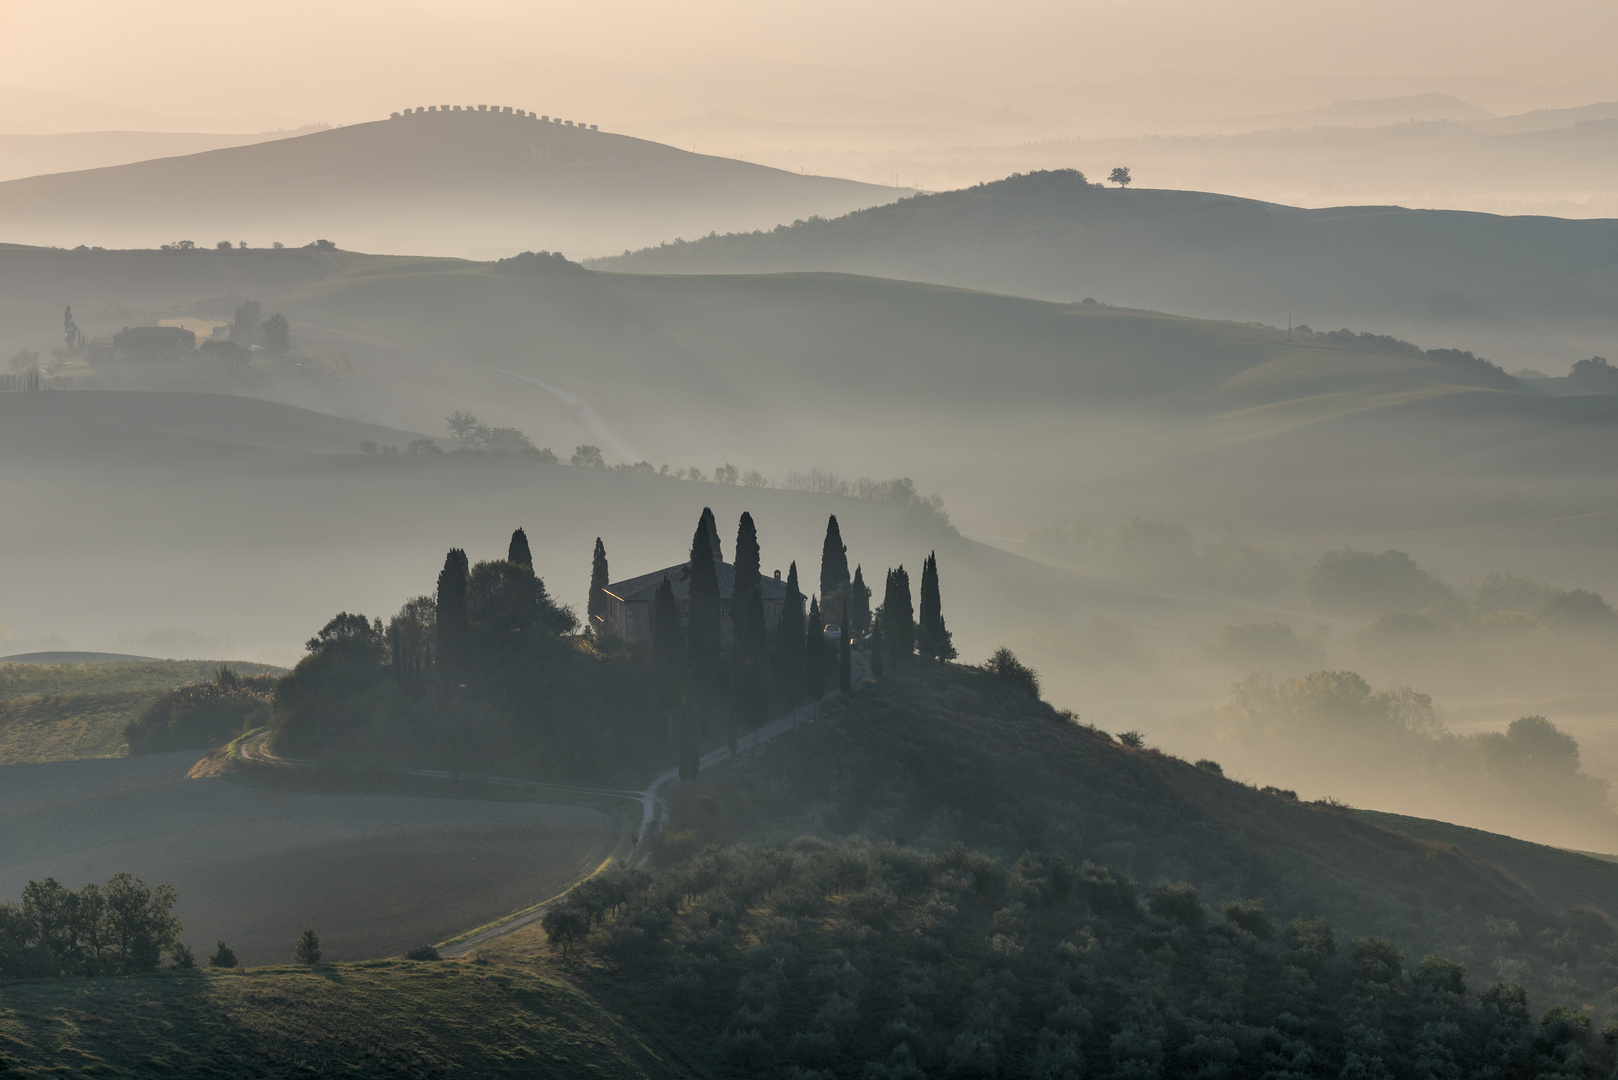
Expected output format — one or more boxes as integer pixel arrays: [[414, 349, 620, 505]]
[[1117, 730, 1144, 749], [294, 929, 321, 965], [172, 942, 196, 968], [1146, 880, 1205, 927], [1303, 548, 1451, 616], [406, 944, 442, 961], [124, 667, 276, 754], [1194, 759, 1223, 776], [209, 940, 237, 968], [983, 647, 1039, 699], [1221, 898, 1271, 938]]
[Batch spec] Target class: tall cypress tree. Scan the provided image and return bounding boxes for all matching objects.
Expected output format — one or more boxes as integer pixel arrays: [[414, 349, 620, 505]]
[[850, 565, 871, 638], [587, 538, 610, 631], [650, 575, 681, 685], [731, 512, 766, 734], [699, 506, 722, 561], [508, 528, 533, 569], [820, 515, 850, 614], [839, 597, 852, 693], [777, 561, 805, 705], [917, 551, 956, 662], [805, 596, 824, 701], [884, 565, 915, 663], [435, 548, 470, 676], [687, 514, 722, 688]]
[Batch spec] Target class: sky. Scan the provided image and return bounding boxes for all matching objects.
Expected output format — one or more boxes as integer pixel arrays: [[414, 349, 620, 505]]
[[2, 0, 1616, 133]]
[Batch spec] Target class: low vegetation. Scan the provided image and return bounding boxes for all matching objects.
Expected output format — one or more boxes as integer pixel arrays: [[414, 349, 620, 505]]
[[123, 664, 277, 754], [0, 658, 281, 764]]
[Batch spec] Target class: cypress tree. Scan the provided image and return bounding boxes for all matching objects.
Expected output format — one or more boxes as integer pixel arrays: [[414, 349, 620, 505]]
[[508, 528, 533, 569], [587, 537, 610, 631], [850, 565, 871, 638], [687, 514, 722, 688], [650, 575, 681, 685], [884, 565, 914, 663], [805, 596, 824, 701], [699, 506, 722, 561], [435, 548, 469, 676], [839, 597, 852, 693], [734, 513, 759, 597], [777, 562, 805, 705], [917, 551, 956, 662], [731, 512, 768, 732], [678, 691, 700, 781], [820, 515, 850, 614]]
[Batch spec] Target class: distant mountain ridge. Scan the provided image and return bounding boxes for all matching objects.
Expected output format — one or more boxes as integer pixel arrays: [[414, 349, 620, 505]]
[[0, 109, 908, 257]]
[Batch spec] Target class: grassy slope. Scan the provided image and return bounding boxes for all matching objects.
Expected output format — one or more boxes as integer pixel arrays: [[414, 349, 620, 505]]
[[1355, 808, 1618, 917], [0, 660, 283, 764], [0, 962, 673, 1079]]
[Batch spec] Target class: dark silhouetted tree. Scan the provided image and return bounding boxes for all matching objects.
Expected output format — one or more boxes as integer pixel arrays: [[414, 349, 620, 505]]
[[508, 528, 533, 568], [805, 597, 829, 701], [588, 538, 610, 632], [734, 513, 759, 597], [849, 565, 871, 638], [917, 551, 956, 662], [882, 566, 914, 663], [650, 575, 681, 682], [261, 313, 290, 356], [699, 506, 723, 561], [294, 928, 321, 964], [208, 940, 237, 968], [63, 306, 82, 353], [731, 512, 768, 733], [688, 514, 721, 680], [435, 548, 469, 676], [776, 562, 805, 705], [1109, 166, 1132, 187], [820, 515, 850, 614], [839, 597, 852, 693]]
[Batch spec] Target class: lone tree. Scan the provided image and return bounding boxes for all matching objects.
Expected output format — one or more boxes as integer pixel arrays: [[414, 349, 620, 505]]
[[294, 929, 321, 965], [1108, 166, 1132, 188], [917, 551, 956, 662], [208, 940, 237, 968], [435, 548, 470, 676], [731, 513, 768, 733], [820, 515, 850, 615], [587, 538, 610, 631], [508, 528, 533, 569], [882, 566, 915, 664], [445, 410, 479, 444], [261, 312, 291, 356]]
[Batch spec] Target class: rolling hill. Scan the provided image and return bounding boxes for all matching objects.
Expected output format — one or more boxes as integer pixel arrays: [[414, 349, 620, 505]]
[[0, 109, 907, 258], [590, 170, 1618, 369]]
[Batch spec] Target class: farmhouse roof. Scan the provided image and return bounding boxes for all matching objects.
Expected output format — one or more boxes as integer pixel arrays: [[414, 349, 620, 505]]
[[604, 560, 796, 605]]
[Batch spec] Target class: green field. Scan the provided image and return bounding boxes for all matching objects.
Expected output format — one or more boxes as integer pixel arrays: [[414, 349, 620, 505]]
[[0, 660, 283, 765], [0, 961, 673, 1078]]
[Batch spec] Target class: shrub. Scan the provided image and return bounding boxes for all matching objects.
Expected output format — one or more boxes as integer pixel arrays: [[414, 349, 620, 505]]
[[1221, 898, 1271, 939], [1414, 953, 1466, 995], [209, 940, 237, 968], [294, 929, 321, 965], [984, 647, 1040, 699], [124, 669, 276, 754], [406, 944, 442, 961], [1194, 759, 1223, 776], [1118, 730, 1144, 749], [1146, 881, 1205, 927], [1303, 548, 1451, 616], [172, 943, 196, 968]]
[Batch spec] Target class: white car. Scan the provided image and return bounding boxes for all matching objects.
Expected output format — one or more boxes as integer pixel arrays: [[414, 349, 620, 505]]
[[823, 623, 842, 640]]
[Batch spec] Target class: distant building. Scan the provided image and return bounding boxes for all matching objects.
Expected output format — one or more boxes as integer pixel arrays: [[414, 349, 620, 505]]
[[112, 325, 195, 358], [602, 559, 801, 647]]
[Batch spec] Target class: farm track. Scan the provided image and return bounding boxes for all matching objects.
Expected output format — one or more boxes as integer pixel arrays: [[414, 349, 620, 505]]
[[221, 657, 864, 957]]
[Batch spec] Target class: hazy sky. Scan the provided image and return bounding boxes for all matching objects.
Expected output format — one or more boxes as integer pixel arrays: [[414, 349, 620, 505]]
[[3, 0, 1616, 132]]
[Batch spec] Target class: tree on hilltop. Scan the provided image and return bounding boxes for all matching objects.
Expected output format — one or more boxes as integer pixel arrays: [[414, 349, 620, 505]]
[[776, 562, 805, 705], [820, 515, 850, 614], [881, 566, 914, 664], [436, 547, 470, 675], [917, 551, 955, 662], [1109, 166, 1132, 188], [508, 528, 533, 569], [588, 538, 610, 632], [294, 929, 321, 965], [849, 565, 871, 638], [446, 410, 479, 444], [805, 596, 826, 701], [687, 512, 722, 688]]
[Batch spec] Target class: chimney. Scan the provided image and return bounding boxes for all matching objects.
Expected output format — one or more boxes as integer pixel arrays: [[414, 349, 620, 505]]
[[773, 569, 781, 581]]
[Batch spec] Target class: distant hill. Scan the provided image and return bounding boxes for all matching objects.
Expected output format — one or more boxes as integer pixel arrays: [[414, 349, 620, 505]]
[[589, 170, 1618, 366], [0, 129, 306, 183], [0, 109, 907, 258]]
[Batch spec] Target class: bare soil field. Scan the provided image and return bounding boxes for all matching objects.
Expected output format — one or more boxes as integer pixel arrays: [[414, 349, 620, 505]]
[[0, 752, 620, 965]]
